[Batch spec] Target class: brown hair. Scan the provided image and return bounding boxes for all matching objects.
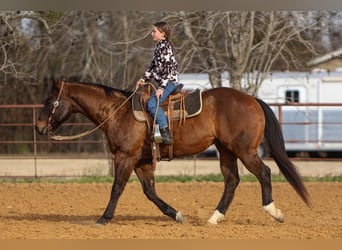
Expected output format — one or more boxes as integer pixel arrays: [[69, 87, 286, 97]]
[[153, 21, 171, 41], [153, 21, 175, 52]]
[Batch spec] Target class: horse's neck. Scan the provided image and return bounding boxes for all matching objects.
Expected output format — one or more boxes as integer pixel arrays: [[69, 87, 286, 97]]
[[68, 84, 127, 124]]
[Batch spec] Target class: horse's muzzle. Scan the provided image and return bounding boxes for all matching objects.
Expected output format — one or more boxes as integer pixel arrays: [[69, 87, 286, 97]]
[[35, 120, 48, 135]]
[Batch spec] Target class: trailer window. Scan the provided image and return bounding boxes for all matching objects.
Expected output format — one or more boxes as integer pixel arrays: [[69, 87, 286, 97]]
[[285, 90, 299, 103]]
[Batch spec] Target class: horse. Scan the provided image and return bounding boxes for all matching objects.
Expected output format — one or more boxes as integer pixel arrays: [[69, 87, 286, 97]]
[[35, 80, 311, 225]]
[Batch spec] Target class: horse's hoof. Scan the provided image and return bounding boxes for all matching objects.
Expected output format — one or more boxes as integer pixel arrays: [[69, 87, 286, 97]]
[[176, 211, 184, 223], [96, 217, 110, 225], [207, 210, 225, 225], [263, 202, 285, 223]]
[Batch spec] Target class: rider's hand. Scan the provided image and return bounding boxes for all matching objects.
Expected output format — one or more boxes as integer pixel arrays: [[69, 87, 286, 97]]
[[155, 88, 164, 99], [135, 79, 145, 89]]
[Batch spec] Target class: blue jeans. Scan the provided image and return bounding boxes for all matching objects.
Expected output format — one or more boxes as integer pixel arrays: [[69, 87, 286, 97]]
[[147, 82, 177, 129]]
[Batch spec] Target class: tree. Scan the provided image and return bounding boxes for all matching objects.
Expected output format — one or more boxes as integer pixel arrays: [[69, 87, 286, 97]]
[[1, 10, 340, 101], [1, 10, 341, 154], [173, 11, 331, 95], [0, 11, 61, 104], [177, 11, 224, 88]]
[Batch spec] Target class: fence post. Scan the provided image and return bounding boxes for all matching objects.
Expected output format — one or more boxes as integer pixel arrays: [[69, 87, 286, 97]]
[[33, 107, 38, 179]]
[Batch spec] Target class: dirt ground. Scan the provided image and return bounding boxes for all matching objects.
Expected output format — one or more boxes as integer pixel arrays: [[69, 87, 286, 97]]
[[0, 181, 341, 239]]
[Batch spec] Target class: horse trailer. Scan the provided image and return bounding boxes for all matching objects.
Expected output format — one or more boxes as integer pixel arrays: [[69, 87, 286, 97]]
[[180, 70, 342, 157]]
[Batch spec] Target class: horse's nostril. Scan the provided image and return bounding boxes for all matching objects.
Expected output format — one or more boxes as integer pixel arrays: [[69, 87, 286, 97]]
[[35, 120, 48, 135], [42, 126, 48, 135]]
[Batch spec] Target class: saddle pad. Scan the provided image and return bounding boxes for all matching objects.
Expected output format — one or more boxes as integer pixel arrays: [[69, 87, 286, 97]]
[[132, 89, 202, 122]]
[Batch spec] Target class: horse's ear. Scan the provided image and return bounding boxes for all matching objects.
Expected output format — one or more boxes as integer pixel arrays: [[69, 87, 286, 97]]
[[53, 80, 59, 88], [50, 74, 65, 88], [53, 79, 63, 89], [48, 74, 60, 89], [43, 74, 56, 90]]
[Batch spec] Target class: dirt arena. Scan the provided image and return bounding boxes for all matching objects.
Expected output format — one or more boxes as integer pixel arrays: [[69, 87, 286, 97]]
[[0, 181, 341, 239]]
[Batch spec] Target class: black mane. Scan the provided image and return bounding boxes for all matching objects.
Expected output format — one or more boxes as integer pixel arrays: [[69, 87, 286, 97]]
[[67, 80, 133, 98]]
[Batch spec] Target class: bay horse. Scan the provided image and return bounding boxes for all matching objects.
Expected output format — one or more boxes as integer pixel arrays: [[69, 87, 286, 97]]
[[35, 80, 311, 225]]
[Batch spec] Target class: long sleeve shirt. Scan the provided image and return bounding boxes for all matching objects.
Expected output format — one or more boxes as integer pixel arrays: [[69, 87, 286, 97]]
[[142, 39, 179, 89]]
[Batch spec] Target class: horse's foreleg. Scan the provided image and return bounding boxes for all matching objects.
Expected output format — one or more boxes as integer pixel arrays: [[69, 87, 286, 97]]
[[96, 157, 135, 225], [241, 153, 284, 223], [134, 163, 184, 223], [208, 150, 240, 225]]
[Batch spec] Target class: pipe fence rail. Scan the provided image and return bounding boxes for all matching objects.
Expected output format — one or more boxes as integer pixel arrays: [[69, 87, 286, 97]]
[[1, 103, 342, 178]]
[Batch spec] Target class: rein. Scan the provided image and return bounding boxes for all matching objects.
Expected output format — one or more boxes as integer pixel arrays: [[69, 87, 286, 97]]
[[50, 84, 139, 141], [49, 81, 160, 171]]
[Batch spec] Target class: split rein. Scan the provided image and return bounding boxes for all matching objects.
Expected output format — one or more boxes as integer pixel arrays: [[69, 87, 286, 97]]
[[48, 82, 153, 141]]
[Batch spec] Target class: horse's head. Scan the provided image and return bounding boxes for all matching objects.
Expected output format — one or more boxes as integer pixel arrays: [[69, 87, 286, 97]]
[[36, 80, 73, 135]]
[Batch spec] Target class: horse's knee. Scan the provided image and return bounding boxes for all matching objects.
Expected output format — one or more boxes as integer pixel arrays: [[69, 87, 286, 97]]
[[225, 171, 240, 189], [111, 183, 125, 198], [232, 174, 240, 186]]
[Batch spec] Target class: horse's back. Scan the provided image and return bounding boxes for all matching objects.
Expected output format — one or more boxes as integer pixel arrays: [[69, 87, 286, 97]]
[[200, 87, 265, 144], [202, 87, 264, 118]]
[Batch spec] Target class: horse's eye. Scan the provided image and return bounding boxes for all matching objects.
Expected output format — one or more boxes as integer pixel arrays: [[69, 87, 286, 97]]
[[53, 101, 59, 108]]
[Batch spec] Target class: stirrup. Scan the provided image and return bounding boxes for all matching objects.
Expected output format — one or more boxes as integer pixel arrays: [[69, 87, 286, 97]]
[[153, 124, 163, 144]]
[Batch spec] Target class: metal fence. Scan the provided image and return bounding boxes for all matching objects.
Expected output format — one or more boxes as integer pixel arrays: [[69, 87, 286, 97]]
[[268, 102, 342, 156], [1, 103, 342, 178], [0, 104, 114, 178]]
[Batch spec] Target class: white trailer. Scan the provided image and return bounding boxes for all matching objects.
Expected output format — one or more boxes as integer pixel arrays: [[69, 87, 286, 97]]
[[257, 70, 342, 156], [179, 70, 342, 157]]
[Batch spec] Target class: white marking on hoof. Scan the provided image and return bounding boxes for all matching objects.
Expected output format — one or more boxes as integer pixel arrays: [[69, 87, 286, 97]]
[[263, 202, 285, 223], [207, 210, 225, 225], [176, 211, 184, 223]]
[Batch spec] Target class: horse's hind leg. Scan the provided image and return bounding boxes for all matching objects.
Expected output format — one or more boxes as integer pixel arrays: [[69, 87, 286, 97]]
[[134, 163, 184, 223], [208, 149, 240, 225], [240, 152, 284, 222]]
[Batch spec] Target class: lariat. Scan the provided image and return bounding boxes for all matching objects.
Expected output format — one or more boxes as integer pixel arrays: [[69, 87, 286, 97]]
[[50, 88, 138, 141]]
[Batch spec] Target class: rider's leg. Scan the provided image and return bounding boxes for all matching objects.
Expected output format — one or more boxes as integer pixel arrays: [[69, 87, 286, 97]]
[[147, 82, 176, 144]]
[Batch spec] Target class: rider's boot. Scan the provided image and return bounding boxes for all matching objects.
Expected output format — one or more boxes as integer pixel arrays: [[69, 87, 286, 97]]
[[160, 127, 173, 144]]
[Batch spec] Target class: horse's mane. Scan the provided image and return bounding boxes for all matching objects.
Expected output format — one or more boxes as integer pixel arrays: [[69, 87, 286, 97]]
[[66, 80, 133, 98]]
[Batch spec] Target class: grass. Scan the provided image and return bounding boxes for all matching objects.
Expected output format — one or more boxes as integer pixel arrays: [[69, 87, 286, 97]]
[[0, 174, 341, 184]]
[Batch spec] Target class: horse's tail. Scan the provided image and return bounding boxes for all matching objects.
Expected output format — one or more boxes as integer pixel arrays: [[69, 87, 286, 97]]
[[255, 98, 311, 207]]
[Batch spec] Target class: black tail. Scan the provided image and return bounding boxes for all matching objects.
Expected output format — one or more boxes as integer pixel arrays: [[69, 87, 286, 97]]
[[256, 98, 311, 207]]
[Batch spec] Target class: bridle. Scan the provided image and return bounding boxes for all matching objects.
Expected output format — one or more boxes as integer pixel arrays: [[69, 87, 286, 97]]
[[48, 82, 139, 141], [46, 81, 160, 170], [47, 81, 65, 136]]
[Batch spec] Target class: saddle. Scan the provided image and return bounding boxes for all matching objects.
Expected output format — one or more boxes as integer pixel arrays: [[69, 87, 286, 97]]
[[132, 84, 203, 123], [132, 84, 203, 162]]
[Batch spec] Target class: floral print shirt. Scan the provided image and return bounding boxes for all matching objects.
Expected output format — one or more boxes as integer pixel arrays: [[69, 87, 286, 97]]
[[143, 39, 179, 89]]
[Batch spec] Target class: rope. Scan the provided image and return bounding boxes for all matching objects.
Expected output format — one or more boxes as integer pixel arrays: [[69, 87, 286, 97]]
[[148, 84, 159, 171], [50, 82, 161, 172], [51, 87, 139, 141]]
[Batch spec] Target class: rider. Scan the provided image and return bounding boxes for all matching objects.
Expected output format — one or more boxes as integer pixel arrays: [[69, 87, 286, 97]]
[[136, 21, 179, 144]]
